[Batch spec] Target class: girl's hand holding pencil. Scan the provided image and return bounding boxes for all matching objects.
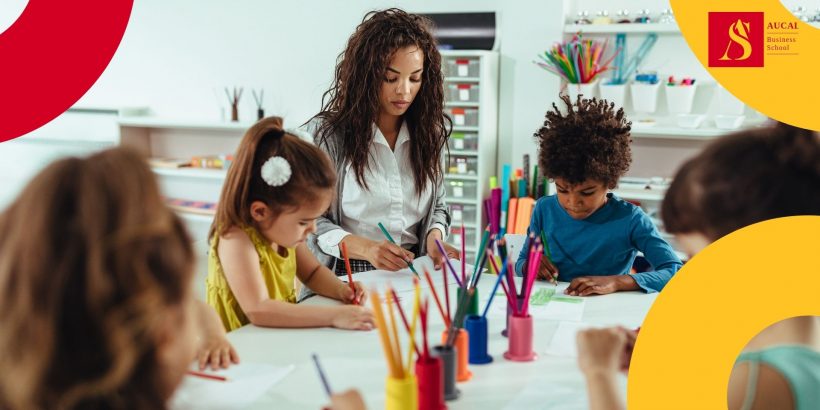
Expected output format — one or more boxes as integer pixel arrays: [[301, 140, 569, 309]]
[[336, 281, 367, 306]]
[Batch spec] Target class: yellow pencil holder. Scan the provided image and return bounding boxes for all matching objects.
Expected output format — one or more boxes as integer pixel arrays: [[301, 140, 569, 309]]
[[385, 375, 419, 410]]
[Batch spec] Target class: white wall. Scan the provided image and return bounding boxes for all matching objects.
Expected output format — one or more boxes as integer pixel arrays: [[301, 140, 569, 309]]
[[69, 0, 564, 174]]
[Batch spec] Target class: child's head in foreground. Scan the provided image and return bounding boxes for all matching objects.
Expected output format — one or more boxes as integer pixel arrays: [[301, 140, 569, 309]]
[[662, 122, 820, 256], [535, 95, 632, 219], [0, 147, 196, 408]]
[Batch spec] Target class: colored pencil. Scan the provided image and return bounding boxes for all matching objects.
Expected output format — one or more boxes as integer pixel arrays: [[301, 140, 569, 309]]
[[340, 242, 357, 304], [443, 261, 451, 325], [461, 224, 466, 286], [386, 287, 404, 377], [435, 239, 462, 288], [423, 268, 450, 327], [482, 249, 509, 318], [390, 288, 421, 357], [311, 353, 333, 396], [370, 289, 401, 377], [186, 370, 227, 382]]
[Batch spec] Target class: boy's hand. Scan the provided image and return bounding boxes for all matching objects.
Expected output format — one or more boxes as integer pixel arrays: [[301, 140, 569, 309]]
[[535, 257, 559, 283], [565, 275, 638, 296]]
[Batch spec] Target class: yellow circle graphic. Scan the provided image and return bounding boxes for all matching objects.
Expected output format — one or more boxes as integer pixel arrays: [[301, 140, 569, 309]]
[[672, 0, 820, 130], [628, 216, 820, 409]]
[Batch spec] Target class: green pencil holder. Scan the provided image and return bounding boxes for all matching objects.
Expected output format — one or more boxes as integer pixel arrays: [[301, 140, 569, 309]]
[[456, 287, 479, 317]]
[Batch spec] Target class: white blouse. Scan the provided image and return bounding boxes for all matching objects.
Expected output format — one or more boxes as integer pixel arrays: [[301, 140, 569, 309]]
[[317, 122, 446, 258]]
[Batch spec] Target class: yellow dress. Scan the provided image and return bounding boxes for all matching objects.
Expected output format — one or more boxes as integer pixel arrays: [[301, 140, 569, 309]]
[[206, 225, 297, 331]]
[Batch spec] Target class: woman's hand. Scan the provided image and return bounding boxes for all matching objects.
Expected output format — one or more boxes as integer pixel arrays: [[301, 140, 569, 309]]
[[426, 230, 459, 269], [565, 275, 638, 296], [337, 280, 368, 305], [331, 305, 375, 330], [366, 240, 414, 271]]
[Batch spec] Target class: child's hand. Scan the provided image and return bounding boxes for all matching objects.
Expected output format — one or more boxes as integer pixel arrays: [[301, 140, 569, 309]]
[[426, 235, 459, 269], [196, 332, 240, 371], [332, 305, 375, 330], [367, 240, 415, 271], [536, 257, 559, 283], [576, 327, 628, 376], [338, 281, 367, 305], [327, 389, 367, 410], [565, 275, 637, 296]]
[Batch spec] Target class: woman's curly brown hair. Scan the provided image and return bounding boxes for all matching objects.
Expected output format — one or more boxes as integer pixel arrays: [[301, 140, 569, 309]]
[[311, 8, 450, 195], [535, 95, 632, 188]]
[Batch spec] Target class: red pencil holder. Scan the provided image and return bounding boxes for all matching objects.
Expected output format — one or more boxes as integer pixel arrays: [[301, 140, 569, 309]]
[[502, 294, 526, 337], [504, 314, 537, 362], [441, 329, 472, 382], [415, 357, 447, 410]]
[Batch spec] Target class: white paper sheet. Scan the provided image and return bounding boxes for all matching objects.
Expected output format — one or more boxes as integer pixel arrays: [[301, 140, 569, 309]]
[[545, 321, 592, 358], [342, 256, 474, 294], [169, 363, 294, 410]]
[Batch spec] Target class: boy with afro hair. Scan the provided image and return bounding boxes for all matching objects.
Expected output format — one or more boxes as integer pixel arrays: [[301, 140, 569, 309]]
[[516, 95, 682, 296]]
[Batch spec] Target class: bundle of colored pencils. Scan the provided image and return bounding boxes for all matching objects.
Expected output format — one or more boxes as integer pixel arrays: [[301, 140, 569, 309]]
[[492, 233, 544, 318], [534, 34, 618, 84], [370, 282, 425, 378], [438, 226, 496, 346]]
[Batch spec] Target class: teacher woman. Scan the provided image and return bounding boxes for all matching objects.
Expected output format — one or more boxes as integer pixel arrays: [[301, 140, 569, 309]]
[[304, 8, 458, 275]]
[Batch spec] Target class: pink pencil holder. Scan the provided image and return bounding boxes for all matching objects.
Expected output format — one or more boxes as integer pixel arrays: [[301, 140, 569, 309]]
[[504, 314, 537, 362]]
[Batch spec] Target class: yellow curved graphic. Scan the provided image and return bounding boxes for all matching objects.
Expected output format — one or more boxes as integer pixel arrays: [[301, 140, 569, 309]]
[[673, 0, 820, 130], [628, 216, 820, 409]]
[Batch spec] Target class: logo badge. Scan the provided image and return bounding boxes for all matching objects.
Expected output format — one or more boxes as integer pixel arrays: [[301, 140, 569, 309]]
[[708, 12, 764, 67]]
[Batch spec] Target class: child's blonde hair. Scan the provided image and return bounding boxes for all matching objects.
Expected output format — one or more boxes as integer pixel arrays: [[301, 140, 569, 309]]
[[0, 147, 194, 408], [210, 116, 336, 238]]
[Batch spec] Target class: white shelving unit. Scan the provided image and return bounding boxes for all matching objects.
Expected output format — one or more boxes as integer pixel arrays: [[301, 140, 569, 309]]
[[441, 50, 500, 264], [118, 118, 248, 243]]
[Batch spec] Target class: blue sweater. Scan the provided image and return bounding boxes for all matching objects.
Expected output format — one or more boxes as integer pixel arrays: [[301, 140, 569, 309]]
[[514, 194, 682, 293]]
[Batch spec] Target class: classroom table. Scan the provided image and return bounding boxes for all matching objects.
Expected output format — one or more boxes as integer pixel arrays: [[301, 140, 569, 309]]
[[226, 269, 657, 409]]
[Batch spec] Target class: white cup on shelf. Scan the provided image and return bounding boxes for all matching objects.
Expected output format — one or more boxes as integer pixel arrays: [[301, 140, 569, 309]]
[[565, 80, 599, 103], [599, 81, 629, 111], [630, 82, 661, 114], [665, 84, 697, 114]]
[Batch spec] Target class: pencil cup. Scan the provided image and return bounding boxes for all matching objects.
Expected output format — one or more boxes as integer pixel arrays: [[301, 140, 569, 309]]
[[431, 345, 460, 401], [441, 329, 472, 381], [504, 314, 537, 362], [502, 295, 526, 337], [456, 287, 479, 316], [630, 82, 660, 113], [415, 357, 447, 409], [464, 315, 493, 364], [599, 81, 628, 110], [385, 375, 418, 410], [665, 83, 697, 114], [566, 80, 599, 102]]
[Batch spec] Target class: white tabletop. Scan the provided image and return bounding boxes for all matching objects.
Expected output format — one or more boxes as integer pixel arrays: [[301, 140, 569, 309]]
[[226, 267, 657, 409]]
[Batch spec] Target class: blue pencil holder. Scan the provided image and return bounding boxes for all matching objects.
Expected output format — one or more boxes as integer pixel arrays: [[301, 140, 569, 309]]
[[464, 315, 493, 364]]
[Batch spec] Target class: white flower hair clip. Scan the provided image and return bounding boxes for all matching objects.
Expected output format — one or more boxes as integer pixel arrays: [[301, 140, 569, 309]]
[[261, 156, 292, 187]]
